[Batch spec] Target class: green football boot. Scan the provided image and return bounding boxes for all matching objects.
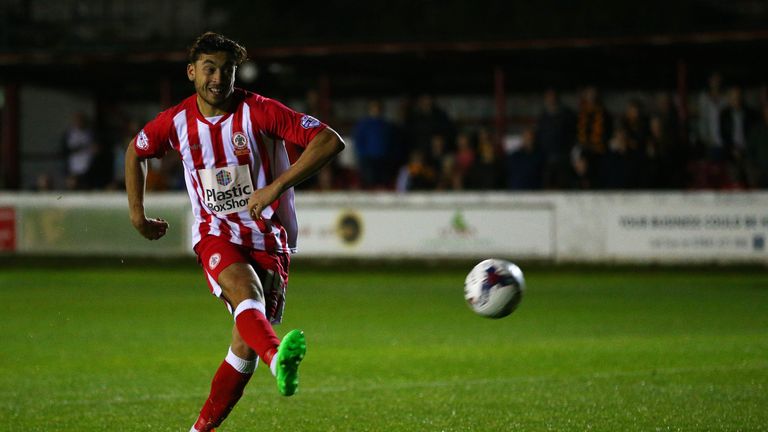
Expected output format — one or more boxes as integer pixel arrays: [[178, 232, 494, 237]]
[[276, 329, 306, 396]]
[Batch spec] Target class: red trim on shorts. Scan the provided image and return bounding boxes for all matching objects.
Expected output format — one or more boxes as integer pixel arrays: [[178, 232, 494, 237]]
[[195, 235, 247, 282]]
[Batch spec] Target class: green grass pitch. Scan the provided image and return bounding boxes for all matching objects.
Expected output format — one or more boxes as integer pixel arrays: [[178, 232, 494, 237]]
[[1, 263, 767, 431]]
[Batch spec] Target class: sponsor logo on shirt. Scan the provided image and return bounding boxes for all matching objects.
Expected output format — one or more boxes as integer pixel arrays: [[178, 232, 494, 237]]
[[136, 130, 149, 150], [198, 165, 254, 215], [232, 132, 250, 156], [300, 115, 321, 129], [216, 169, 232, 186]]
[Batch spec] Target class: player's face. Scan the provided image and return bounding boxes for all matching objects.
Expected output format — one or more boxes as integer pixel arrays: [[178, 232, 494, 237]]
[[187, 52, 236, 115]]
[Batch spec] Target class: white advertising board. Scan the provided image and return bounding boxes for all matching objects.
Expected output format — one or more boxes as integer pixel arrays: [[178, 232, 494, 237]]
[[3, 192, 768, 263], [295, 202, 554, 259], [601, 195, 768, 262]]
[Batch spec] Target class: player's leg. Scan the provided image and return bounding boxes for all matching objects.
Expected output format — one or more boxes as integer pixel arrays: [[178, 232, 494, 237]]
[[250, 251, 307, 396], [249, 251, 306, 396], [190, 327, 256, 432], [216, 266, 306, 396], [219, 263, 307, 397], [195, 236, 282, 370], [230, 322, 257, 360], [218, 262, 282, 371], [196, 236, 305, 396]]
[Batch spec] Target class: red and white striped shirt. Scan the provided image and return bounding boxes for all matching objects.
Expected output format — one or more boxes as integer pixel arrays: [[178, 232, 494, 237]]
[[134, 88, 326, 253]]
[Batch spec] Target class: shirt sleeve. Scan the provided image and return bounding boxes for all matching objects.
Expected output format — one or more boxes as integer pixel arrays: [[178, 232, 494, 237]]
[[259, 97, 328, 149], [133, 109, 175, 158]]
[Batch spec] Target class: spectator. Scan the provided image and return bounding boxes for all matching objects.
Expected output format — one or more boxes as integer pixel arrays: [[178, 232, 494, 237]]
[[568, 146, 592, 189], [390, 97, 413, 174], [505, 127, 544, 190], [425, 134, 455, 190], [652, 92, 681, 146], [621, 99, 649, 152], [698, 72, 726, 160], [746, 105, 768, 188], [161, 150, 185, 190], [620, 99, 650, 188], [290, 88, 346, 191], [87, 140, 114, 190], [576, 87, 613, 188], [34, 174, 54, 191], [647, 114, 682, 188], [599, 128, 635, 189], [466, 129, 502, 189], [405, 94, 456, 157], [396, 149, 437, 191], [535, 88, 576, 189], [108, 118, 139, 190], [650, 93, 687, 188], [452, 131, 476, 190], [436, 152, 456, 191], [577, 87, 613, 155], [61, 112, 97, 190], [354, 99, 395, 189], [720, 86, 758, 187], [720, 86, 758, 158], [144, 158, 170, 191]]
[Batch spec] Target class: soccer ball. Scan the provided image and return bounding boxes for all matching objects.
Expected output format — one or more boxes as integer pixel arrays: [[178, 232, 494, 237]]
[[464, 259, 525, 319]]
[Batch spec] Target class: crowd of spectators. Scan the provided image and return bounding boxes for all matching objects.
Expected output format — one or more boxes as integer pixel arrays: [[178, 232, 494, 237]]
[[352, 76, 768, 192], [36, 111, 184, 192], [46, 72, 768, 193]]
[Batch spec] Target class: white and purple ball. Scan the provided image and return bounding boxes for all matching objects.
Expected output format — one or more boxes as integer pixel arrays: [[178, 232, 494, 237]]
[[464, 259, 525, 319]]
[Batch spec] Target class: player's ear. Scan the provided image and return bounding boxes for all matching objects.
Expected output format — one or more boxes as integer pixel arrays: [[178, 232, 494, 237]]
[[186, 63, 195, 81]]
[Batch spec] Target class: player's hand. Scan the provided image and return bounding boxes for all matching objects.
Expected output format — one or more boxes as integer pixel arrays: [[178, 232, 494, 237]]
[[248, 183, 281, 220], [132, 216, 169, 241]]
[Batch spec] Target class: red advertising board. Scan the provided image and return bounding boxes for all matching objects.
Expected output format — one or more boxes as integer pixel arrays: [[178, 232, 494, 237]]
[[0, 207, 16, 251]]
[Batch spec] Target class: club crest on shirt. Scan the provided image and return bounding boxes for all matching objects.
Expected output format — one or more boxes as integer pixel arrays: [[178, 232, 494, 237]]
[[232, 132, 250, 156], [136, 130, 149, 150], [300, 115, 321, 129], [209, 253, 221, 270]]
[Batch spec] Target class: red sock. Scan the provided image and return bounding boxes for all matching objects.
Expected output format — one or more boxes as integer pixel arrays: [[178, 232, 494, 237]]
[[233, 299, 280, 366], [193, 350, 254, 431]]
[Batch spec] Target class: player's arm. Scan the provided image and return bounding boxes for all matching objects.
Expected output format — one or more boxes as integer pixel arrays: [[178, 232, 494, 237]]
[[248, 128, 344, 219], [125, 140, 169, 240]]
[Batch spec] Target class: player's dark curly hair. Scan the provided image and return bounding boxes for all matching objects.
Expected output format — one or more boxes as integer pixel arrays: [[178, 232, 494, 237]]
[[188, 32, 248, 65]]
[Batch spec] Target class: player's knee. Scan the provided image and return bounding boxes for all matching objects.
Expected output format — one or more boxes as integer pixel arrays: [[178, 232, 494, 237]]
[[229, 281, 264, 306], [220, 264, 265, 305], [235, 280, 265, 305]]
